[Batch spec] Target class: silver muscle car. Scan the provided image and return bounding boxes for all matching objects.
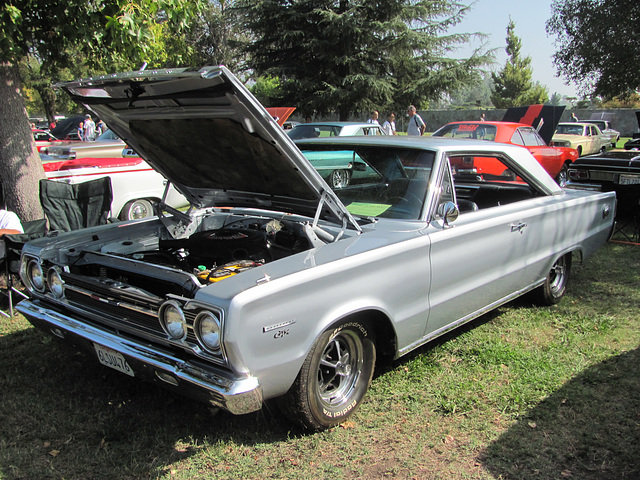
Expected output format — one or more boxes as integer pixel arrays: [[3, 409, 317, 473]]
[[16, 66, 616, 430]]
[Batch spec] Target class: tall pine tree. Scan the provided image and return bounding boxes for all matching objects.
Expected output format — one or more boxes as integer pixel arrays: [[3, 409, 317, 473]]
[[490, 20, 548, 108], [241, 0, 492, 120]]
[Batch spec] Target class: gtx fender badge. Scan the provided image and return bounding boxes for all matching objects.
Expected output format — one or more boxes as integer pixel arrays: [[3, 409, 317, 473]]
[[263, 319, 296, 337]]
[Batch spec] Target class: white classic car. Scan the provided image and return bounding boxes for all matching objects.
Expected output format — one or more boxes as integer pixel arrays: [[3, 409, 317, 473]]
[[41, 130, 189, 220], [551, 122, 610, 156], [582, 119, 620, 148], [286, 121, 385, 139], [42, 154, 188, 220], [16, 67, 616, 430]]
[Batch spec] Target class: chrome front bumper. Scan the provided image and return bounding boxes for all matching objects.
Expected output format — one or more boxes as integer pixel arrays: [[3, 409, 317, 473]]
[[16, 300, 263, 415]]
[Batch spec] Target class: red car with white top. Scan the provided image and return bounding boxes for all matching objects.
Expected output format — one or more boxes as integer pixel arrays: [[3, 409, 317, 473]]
[[432, 121, 579, 186]]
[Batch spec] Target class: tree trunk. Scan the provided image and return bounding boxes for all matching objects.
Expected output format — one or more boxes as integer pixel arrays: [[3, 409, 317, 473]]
[[36, 84, 58, 125], [0, 62, 45, 222]]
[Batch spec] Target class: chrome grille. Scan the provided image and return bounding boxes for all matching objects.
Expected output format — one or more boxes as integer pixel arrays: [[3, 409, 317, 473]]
[[54, 270, 218, 362]]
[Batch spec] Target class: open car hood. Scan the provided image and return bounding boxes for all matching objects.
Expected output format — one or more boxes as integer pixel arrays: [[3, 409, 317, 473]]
[[501, 105, 565, 146], [56, 66, 359, 231]]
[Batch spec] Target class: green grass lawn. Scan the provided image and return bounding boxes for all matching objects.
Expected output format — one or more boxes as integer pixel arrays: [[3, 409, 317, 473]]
[[1, 240, 639, 480]]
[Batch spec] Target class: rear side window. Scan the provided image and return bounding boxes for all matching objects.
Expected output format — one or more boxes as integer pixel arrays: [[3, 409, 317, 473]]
[[518, 127, 545, 146], [510, 130, 525, 146], [433, 124, 497, 141]]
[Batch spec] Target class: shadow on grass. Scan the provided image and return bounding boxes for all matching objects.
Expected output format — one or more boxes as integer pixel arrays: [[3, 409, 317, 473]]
[[481, 346, 640, 480], [0, 323, 295, 480]]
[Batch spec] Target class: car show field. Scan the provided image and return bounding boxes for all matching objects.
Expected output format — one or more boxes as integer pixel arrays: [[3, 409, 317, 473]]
[[4, 0, 640, 476], [2, 239, 638, 480]]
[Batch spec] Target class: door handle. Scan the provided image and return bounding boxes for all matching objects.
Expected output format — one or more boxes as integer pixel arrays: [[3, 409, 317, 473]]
[[511, 222, 527, 233]]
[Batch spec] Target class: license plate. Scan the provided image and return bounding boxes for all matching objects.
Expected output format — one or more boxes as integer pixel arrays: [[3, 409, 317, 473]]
[[619, 174, 640, 185], [94, 344, 134, 377]]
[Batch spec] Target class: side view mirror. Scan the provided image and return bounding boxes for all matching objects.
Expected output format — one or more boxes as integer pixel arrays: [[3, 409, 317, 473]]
[[437, 201, 459, 228], [352, 162, 367, 171]]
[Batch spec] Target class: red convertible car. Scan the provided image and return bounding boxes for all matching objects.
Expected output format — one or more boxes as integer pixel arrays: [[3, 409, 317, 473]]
[[432, 121, 579, 186]]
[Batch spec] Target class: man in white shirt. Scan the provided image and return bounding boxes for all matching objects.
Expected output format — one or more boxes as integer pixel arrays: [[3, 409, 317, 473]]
[[83, 115, 96, 141], [407, 105, 425, 136], [382, 113, 397, 135]]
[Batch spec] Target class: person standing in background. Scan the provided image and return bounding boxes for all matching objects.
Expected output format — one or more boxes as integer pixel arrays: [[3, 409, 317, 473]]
[[406, 105, 425, 136], [382, 113, 397, 135], [83, 115, 96, 141], [96, 120, 106, 136]]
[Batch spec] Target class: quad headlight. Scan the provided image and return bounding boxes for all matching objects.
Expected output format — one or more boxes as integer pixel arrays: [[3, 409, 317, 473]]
[[47, 267, 65, 299], [159, 300, 187, 340], [195, 311, 221, 353], [27, 260, 45, 293]]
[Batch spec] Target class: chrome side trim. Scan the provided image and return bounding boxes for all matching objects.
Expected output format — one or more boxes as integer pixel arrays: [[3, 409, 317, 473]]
[[397, 280, 544, 357]]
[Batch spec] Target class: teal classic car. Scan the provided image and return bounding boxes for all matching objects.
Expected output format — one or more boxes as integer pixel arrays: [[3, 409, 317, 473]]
[[302, 150, 378, 188]]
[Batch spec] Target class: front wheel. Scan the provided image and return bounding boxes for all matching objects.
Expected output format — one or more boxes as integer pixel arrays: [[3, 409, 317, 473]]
[[279, 319, 376, 430], [534, 253, 572, 305], [119, 199, 154, 220], [330, 169, 350, 189], [555, 163, 569, 187]]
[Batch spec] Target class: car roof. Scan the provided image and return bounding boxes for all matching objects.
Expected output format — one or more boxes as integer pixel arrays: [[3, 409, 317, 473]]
[[297, 122, 379, 128], [295, 136, 563, 195], [442, 121, 529, 129]]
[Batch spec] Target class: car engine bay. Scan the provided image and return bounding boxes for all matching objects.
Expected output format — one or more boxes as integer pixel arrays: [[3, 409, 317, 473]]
[[123, 215, 313, 285]]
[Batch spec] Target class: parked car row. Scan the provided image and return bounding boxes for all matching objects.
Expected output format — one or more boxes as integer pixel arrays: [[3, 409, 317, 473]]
[[15, 66, 617, 432]]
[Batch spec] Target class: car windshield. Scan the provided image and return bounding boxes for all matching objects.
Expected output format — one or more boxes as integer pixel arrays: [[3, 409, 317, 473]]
[[300, 146, 435, 220], [287, 125, 342, 139], [432, 123, 497, 141], [95, 129, 121, 142], [555, 125, 584, 135]]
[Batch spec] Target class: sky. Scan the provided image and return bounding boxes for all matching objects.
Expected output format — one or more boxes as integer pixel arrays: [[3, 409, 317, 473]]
[[449, 0, 580, 98]]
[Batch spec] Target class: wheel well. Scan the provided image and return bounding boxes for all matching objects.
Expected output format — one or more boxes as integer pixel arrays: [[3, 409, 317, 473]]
[[341, 310, 397, 363], [569, 248, 583, 264]]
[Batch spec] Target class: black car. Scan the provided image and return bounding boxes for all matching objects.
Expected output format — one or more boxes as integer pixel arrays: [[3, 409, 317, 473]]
[[624, 111, 640, 150], [567, 150, 640, 216]]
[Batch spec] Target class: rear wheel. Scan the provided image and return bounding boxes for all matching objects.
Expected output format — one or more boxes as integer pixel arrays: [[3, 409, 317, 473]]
[[279, 319, 376, 430], [119, 199, 154, 220], [534, 253, 572, 305]]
